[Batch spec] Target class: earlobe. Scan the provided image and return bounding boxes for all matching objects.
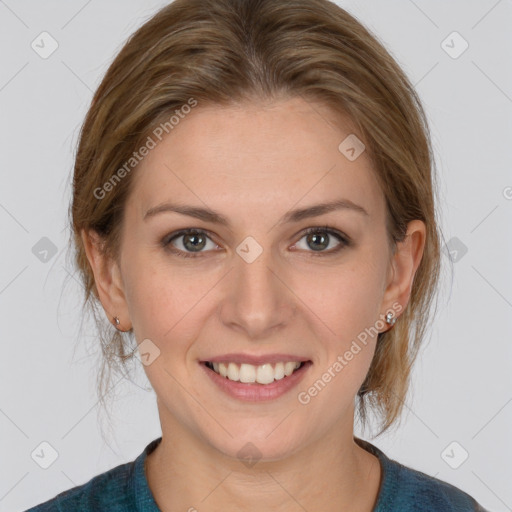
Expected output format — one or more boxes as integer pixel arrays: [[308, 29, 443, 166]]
[[81, 229, 131, 331]]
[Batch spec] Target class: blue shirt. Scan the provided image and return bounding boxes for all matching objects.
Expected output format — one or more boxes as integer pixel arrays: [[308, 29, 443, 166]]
[[24, 436, 490, 511]]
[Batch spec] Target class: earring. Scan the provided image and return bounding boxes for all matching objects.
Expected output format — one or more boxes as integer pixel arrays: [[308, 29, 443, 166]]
[[385, 312, 397, 326], [113, 316, 121, 328]]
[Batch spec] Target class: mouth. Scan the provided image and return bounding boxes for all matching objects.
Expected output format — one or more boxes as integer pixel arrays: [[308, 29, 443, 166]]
[[202, 360, 309, 385]]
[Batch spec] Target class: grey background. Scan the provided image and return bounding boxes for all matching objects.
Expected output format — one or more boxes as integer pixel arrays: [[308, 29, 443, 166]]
[[1, 1, 511, 510]]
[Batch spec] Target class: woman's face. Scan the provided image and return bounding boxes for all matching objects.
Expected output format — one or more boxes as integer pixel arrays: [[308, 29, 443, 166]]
[[93, 97, 422, 461]]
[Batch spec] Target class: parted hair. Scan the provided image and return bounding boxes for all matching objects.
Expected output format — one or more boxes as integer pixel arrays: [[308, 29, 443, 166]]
[[68, 0, 444, 437]]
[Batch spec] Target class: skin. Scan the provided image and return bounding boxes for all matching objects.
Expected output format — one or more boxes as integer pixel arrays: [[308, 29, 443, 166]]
[[82, 96, 425, 512]]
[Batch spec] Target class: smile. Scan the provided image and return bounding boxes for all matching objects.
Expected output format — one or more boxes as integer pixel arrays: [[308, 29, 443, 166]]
[[200, 360, 312, 401], [205, 361, 304, 384]]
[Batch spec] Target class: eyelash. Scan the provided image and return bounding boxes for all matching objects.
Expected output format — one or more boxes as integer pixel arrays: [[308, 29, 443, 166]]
[[161, 225, 351, 259]]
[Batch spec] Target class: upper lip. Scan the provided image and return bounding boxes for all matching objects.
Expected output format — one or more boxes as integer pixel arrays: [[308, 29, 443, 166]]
[[201, 353, 311, 365]]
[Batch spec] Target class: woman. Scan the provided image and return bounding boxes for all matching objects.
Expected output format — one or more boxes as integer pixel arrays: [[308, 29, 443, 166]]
[[25, 0, 490, 510]]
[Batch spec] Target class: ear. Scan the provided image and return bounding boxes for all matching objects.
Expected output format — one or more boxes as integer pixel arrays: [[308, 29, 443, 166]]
[[81, 229, 131, 332], [380, 219, 426, 330]]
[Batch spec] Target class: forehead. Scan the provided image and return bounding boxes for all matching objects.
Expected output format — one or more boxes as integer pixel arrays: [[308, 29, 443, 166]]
[[130, 97, 385, 222]]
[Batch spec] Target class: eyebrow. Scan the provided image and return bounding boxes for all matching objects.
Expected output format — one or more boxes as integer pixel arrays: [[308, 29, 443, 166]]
[[143, 199, 369, 226]]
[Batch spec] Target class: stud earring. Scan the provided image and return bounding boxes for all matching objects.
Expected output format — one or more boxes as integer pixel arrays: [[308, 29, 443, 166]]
[[385, 311, 397, 326], [113, 316, 121, 328]]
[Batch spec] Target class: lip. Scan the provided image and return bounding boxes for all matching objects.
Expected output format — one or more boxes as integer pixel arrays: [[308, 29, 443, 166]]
[[200, 360, 312, 402], [200, 353, 310, 365]]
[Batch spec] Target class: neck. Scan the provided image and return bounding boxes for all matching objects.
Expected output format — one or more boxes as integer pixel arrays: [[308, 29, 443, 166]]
[[145, 407, 382, 512]]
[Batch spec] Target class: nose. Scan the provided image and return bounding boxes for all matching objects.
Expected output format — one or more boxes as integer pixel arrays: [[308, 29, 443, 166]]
[[218, 240, 296, 340]]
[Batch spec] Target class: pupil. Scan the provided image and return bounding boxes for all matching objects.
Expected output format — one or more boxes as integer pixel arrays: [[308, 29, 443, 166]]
[[308, 232, 328, 251], [184, 232, 205, 251]]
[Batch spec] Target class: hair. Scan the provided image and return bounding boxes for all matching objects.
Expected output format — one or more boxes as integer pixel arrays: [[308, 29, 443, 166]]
[[67, 0, 447, 439]]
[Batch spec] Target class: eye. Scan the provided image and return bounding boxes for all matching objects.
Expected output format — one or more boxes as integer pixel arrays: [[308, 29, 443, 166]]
[[162, 229, 218, 258], [162, 225, 351, 259], [293, 225, 350, 256]]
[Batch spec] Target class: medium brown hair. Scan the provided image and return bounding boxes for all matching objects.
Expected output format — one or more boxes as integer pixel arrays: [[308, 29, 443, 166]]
[[68, 0, 445, 437]]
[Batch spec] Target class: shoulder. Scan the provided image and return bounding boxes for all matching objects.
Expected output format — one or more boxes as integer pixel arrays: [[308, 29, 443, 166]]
[[22, 438, 162, 512], [355, 438, 490, 512], [23, 458, 135, 512], [390, 462, 489, 511]]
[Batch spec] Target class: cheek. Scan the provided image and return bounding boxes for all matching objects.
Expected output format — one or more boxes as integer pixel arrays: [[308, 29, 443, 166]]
[[122, 255, 223, 370], [308, 257, 385, 339], [122, 257, 194, 340], [123, 264, 201, 392], [305, 257, 385, 391]]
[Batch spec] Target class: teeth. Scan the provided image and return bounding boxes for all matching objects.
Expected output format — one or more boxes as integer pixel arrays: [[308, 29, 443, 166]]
[[240, 363, 256, 383], [284, 361, 297, 377], [256, 364, 274, 384], [227, 362, 240, 381], [210, 361, 303, 384], [274, 362, 285, 380]]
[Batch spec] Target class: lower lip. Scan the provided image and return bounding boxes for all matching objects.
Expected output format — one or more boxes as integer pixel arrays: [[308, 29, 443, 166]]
[[200, 361, 312, 402]]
